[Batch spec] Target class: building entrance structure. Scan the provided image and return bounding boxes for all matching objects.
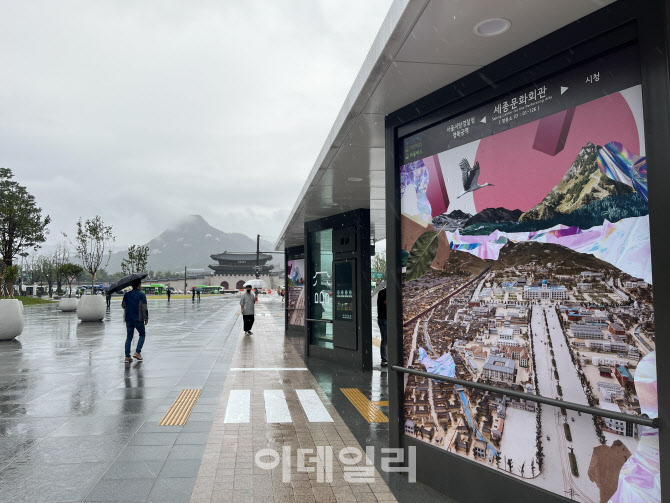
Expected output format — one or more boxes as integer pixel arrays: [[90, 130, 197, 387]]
[[304, 209, 372, 370], [284, 210, 373, 370], [277, 1, 669, 502], [208, 251, 278, 290]]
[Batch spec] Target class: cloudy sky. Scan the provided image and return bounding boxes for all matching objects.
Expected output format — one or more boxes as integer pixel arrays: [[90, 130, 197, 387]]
[[1, 0, 392, 248]]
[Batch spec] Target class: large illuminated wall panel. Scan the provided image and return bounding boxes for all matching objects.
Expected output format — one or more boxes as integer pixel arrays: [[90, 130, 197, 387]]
[[399, 45, 659, 502]]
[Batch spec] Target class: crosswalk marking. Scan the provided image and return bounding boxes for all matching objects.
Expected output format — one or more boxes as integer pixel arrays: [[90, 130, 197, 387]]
[[230, 368, 308, 371], [296, 389, 334, 422], [224, 390, 250, 423], [222, 389, 334, 424], [264, 390, 292, 423]]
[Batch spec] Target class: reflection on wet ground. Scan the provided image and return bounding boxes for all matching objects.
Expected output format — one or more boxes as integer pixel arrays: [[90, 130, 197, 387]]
[[0, 296, 242, 503]]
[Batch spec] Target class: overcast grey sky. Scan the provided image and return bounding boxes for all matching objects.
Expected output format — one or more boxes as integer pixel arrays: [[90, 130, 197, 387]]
[[1, 0, 392, 248]]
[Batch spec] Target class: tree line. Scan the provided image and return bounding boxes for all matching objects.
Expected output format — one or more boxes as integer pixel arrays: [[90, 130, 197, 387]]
[[0, 168, 150, 298]]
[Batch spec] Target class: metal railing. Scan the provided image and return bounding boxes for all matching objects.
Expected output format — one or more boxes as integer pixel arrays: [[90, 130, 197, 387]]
[[391, 364, 659, 428]]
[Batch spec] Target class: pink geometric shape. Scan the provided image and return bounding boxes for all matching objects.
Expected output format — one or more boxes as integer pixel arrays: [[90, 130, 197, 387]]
[[424, 154, 449, 217], [532, 107, 576, 156]]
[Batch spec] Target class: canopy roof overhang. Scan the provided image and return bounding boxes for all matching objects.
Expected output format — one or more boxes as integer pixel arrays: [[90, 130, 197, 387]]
[[276, 0, 616, 250]]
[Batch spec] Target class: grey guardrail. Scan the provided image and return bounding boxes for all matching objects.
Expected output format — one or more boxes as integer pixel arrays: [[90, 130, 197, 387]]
[[391, 364, 659, 428]]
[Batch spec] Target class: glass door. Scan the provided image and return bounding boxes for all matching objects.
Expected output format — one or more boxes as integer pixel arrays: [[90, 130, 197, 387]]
[[307, 228, 333, 348]]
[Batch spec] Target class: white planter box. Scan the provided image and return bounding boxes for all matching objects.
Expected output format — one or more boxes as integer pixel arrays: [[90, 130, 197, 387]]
[[77, 295, 106, 322], [0, 299, 24, 340], [58, 298, 79, 312]]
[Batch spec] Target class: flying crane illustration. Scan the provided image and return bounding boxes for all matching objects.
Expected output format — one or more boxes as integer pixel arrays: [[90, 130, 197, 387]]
[[457, 158, 494, 198]]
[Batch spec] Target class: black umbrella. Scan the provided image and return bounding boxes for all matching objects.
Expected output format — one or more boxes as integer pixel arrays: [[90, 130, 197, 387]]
[[108, 273, 148, 295]]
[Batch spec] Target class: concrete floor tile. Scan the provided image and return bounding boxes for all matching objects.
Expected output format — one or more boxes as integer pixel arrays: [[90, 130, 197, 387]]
[[84, 477, 155, 502]]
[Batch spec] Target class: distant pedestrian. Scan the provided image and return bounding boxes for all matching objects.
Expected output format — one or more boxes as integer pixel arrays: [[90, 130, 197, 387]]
[[166, 288, 171, 302], [281, 289, 284, 302], [240, 284, 256, 335], [122, 278, 148, 363], [191, 288, 196, 301], [106, 291, 111, 308], [196, 289, 201, 301], [377, 287, 388, 367]]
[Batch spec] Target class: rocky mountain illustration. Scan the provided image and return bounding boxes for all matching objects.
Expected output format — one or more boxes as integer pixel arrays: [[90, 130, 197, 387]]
[[439, 248, 488, 276], [520, 142, 634, 222], [463, 207, 522, 228], [494, 240, 619, 272], [106, 215, 276, 273], [443, 240, 619, 276], [460, 192, 648, 236], [432, 209, 472, 231]]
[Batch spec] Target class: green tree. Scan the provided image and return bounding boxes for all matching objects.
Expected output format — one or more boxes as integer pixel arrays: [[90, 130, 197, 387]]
[[121, 244, 149, 275], [57, 263, 84, 297], [25, 251, 43, 286], [66, 216, 115, 290], [372, 251, 386, 281], [52, 243, 70, 295], [37, 254, 56, 297], [0, 168, 51, 297], [1, 264, 19, 297]]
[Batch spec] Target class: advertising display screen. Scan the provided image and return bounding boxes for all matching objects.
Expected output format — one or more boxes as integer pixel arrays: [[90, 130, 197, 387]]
[[399, 45, 659, 502], [287, 258, 305, 327], [335, 261, 354, 322]]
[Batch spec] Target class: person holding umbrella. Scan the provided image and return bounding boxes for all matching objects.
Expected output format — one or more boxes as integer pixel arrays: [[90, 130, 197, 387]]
[[121, 278, 149, 363], [240, 284, 256, 335]]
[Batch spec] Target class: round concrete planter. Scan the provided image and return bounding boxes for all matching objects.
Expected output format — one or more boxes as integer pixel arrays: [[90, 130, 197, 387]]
[[58, 298, 79, 312], [77, 295, 105, 322], [0, 299, 24, 340]]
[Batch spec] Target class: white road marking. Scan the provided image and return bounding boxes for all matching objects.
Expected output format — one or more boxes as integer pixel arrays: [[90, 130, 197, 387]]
[[264, 390, 292, 423], [223, 390, 250, 423], [229, 367, 308, 371], [296, 389, 334, 422]]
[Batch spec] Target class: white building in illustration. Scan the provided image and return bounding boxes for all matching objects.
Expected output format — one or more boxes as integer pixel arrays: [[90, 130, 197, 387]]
[[600, 402, 636, 437], [523, 280, 569, 301], [482, 355, 516, 382]]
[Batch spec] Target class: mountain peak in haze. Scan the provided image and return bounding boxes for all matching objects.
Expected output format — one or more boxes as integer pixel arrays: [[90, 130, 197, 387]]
[[171, 214, 208, 229], [106, 215, 276, 273]]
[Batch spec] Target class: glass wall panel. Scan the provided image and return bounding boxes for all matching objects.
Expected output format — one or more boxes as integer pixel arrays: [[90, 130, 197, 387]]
[[308, 228, 333, 347]]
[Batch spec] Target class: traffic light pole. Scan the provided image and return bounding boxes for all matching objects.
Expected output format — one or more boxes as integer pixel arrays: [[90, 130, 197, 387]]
[[255, 234, 260, 280]]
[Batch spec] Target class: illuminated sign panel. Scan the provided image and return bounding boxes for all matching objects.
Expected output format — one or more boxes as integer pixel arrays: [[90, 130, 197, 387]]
[[399, 45, 659, 501]]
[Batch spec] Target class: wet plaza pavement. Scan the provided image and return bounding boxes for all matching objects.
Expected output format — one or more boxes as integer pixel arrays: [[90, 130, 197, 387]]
[[0, 296, 242, 503], [0, 296, 451, 503]]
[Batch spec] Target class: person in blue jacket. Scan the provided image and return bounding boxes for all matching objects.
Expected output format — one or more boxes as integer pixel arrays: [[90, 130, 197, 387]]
[[122, 278, 148, 363]]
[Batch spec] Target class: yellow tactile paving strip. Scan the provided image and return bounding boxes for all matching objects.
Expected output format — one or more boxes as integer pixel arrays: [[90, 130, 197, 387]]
[[158, 389, 202, 426], [371, 400, 389, 406], [341, 388, 389, 423]]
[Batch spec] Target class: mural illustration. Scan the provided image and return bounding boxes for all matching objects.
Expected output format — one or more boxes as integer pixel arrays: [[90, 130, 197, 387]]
[[287, 259, 305, 326], [399, 49, 660, 503]]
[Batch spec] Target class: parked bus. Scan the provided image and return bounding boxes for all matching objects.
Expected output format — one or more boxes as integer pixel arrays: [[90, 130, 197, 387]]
[[141, 284, 167, 295], [193, 285, 220, 294]]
